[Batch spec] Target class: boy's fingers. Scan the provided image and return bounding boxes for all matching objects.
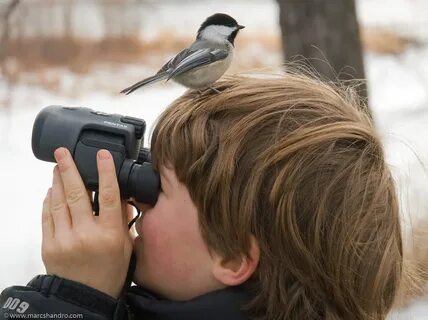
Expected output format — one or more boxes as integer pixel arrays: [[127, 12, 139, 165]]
[[97, 150, 122, 225], [50, 166, 72, 233], [54, 148, 93, 226], [42, 188, 54, 240]]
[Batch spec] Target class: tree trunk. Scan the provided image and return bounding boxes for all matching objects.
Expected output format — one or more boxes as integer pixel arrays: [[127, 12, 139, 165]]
[[277, 0, 371, 116]]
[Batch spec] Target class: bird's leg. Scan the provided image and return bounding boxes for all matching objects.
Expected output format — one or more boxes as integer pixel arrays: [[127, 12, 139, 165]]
[[209, 86, 221, 94]]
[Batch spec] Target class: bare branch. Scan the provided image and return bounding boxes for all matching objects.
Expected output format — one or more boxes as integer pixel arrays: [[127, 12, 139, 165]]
[[0, 0, 20, 62]]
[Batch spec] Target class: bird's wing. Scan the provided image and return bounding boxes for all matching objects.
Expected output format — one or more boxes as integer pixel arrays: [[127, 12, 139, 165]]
[[165, 48, 228, 80], [157, 48, 192, 74], [120, 47, 228, 94]]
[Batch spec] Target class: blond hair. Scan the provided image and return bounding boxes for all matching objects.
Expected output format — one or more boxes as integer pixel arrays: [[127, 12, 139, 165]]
[[150, 73, 403, 319]]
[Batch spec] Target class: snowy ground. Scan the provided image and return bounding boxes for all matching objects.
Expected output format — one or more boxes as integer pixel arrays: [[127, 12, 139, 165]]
[[1, 0, 428, 318]]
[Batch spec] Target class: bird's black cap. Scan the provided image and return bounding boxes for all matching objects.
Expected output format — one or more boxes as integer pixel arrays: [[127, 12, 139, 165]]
[[198, 13, 241, 33]]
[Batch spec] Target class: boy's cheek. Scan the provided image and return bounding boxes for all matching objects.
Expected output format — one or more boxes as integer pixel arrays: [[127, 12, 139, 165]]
[[134, 231, 188, 290], [136, 215, 193, 268], [136, 214, 172, 266]]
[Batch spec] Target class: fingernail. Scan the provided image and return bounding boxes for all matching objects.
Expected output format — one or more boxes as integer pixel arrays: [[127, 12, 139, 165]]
[[54, 148, 67, 161], [98, 149, 111, 160]]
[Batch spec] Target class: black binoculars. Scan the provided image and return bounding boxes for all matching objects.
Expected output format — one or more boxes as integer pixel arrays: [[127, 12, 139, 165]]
[[31, 106, 160, 206]]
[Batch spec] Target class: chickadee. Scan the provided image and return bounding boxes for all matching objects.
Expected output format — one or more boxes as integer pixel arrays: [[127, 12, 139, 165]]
[[121, 13, 244, 95]]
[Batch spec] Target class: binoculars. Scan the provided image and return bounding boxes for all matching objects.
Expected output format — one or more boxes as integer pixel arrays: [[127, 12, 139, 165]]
[[31, 106, 160, 206]]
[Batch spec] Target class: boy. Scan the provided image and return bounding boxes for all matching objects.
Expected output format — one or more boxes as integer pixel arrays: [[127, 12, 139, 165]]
[[0, 74, 403, 319]]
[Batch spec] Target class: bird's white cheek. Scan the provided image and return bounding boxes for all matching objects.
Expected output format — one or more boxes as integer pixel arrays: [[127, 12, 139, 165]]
[[200, 25, 236, 42]]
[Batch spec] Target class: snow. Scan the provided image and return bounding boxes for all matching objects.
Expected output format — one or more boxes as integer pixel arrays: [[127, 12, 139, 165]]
[[1, 0, 428, 317], [390, 295, 428, 320], [357, 0, 428, 41]]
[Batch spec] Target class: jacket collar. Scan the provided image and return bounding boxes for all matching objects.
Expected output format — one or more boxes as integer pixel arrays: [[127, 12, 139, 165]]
[[126, 285, 252, 320]]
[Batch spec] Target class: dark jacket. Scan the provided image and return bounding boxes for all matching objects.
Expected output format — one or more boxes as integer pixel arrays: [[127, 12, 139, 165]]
[[0, 275, 252, 319]]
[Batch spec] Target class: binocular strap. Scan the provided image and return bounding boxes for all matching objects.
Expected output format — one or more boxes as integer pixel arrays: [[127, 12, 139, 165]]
[[114, 202, 141, 319]]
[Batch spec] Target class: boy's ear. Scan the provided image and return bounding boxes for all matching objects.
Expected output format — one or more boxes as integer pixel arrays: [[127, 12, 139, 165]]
[[212, 235, 260, 286]]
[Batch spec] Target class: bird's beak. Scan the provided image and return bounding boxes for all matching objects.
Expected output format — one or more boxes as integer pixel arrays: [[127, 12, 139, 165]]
[[238, 25, 245, 30]]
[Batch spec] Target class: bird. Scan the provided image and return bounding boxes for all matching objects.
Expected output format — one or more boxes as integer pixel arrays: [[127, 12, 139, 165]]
[[120, 13, 245, 95]]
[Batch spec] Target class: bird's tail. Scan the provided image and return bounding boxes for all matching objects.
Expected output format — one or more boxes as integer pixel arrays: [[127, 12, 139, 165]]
[[120, 73, 168, 95]]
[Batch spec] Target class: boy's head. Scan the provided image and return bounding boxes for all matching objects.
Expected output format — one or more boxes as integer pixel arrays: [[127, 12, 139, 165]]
[[133, 73, 403, 319]]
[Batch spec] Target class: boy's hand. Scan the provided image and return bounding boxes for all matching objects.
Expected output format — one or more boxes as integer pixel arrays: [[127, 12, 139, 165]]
[[41, 147, 133, 299]]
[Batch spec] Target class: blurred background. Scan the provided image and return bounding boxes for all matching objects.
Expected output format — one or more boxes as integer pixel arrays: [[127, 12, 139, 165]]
[[0, 0, 427, 318]]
